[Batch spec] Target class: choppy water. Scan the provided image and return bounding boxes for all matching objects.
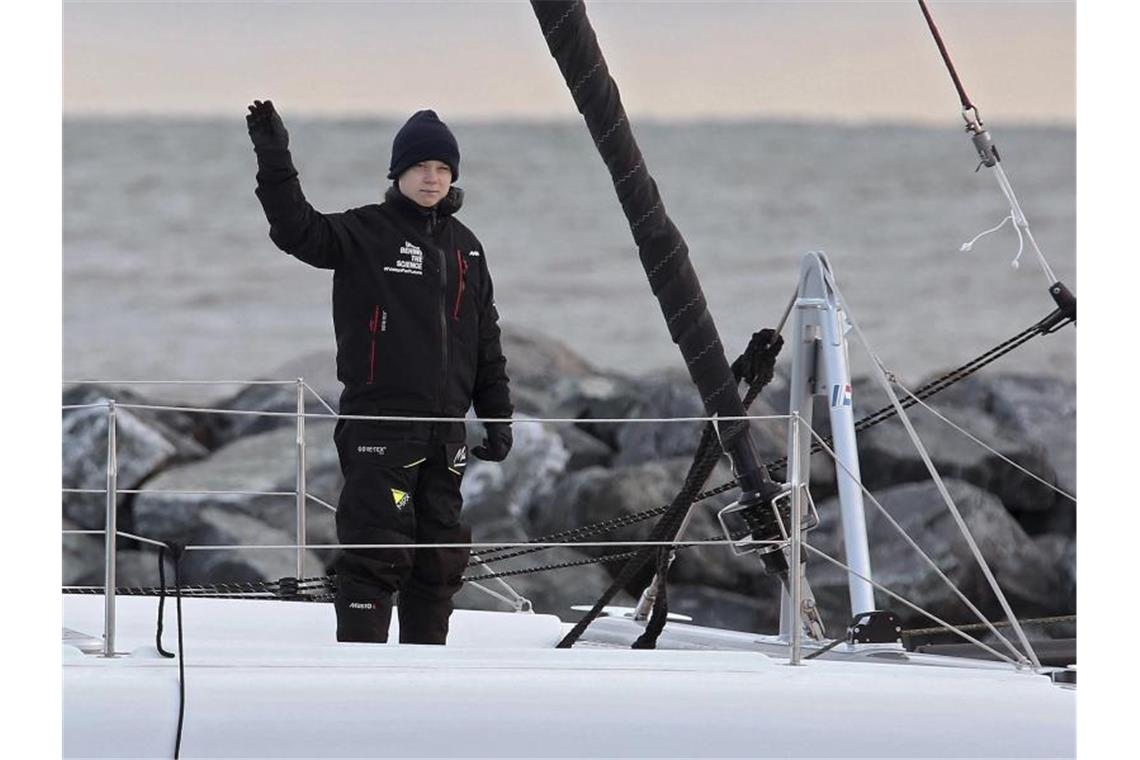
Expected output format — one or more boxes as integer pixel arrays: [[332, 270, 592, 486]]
[[63, 118, 1075, 401]]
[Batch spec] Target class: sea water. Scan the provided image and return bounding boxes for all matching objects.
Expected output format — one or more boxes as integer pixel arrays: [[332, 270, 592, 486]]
[[63, 118, 1075, 401]]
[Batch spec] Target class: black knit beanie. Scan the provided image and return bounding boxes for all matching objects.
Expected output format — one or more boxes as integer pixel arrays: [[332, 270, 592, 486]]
[[387, 110, 460, 181]]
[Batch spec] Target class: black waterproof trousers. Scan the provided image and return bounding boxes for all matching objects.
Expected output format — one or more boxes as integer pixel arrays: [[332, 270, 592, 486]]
[[332, 419, 470, 644]]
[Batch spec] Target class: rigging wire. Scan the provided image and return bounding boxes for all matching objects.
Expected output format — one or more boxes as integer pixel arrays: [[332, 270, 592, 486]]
[[915, 0, 1068, 290], [824, 266, 1042, 669], [892, 382, 1076, 503], [801, 543, 1023, 667], [804, 425, 1027, 663], [302, 380, 338, 416], [470, 307, 1066, 567]]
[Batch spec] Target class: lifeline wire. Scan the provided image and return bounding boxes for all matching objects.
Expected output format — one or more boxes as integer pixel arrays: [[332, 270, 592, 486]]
[[64, 379, 296, 386], [108, 402, 784, 425]]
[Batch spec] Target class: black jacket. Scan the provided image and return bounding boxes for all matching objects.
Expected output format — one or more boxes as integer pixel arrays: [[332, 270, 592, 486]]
[[253, 145, 511, 421]]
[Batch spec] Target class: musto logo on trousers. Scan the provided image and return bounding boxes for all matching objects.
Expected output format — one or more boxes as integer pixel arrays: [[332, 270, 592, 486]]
[[449, 446, 467, 475], [391, 488, 410, 511]]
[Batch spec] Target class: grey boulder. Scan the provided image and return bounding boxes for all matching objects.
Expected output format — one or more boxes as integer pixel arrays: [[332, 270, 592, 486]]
[[202, 358, 341, 450], [460, 418, 570, 527], [63, 386, 208, 529], [856, 401, 1059, 520], [133, 421, 340, 550], [806, 479, 1068, 631]]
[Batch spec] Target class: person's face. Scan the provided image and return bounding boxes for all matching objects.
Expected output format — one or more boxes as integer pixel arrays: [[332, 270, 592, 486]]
[[398, 160, 453, 208]]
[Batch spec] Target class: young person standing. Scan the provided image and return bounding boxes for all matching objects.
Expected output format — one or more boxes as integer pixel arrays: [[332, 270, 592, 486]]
[[247, 101, 514, 644]]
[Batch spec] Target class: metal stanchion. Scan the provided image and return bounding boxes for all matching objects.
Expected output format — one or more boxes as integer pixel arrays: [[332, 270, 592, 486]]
[[295, 378, 307, 579], [789, 412, 803, 666], [102, 400, 118, 658]]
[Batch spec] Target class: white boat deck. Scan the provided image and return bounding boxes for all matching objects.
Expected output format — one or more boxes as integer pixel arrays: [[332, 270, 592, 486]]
[[63, 594, 1074, 758]]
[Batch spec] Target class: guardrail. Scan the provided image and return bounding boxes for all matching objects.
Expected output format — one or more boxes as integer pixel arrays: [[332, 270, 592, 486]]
[[61, 382, 1039, 669], [64, 378, 322, 656], [62, 377, 791, 658]]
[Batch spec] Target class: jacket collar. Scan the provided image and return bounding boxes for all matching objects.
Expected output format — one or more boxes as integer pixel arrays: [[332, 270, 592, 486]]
[[384, 184, 464, 223]]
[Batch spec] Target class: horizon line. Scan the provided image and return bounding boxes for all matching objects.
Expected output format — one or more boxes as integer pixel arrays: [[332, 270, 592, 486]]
[[61, 110, 1076, 130]]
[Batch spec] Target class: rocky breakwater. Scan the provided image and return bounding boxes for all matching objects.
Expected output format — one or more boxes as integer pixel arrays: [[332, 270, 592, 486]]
[[62, 325, 1076, 641]]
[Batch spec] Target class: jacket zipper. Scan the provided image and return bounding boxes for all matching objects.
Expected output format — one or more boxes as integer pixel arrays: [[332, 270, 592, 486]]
[[453, 250, 468, 320], [429, 209, 449, 410], [367, 305, 381, 384]]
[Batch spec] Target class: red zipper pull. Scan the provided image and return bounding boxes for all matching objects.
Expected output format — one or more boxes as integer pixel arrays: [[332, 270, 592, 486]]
[[453, 250, 467, 320], [367, 305, 381, 384]]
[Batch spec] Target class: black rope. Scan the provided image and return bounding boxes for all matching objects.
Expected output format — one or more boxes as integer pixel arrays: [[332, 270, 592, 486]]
[[802, 637, 846, 661], [459, 310, 1070, 611], [562, 331, 784, 650], [155, 545, 175, 658], [558, 422, 736, 648], [466, 548, 641, 582], [631, 550, 671, 649], [67, 574, 330, 598], [631, 331, 784, 650], [166, 542, 187, 760], [65, 587, 332, 601], [902, 614, 1076, 641], [471, 309, 1063, 568]]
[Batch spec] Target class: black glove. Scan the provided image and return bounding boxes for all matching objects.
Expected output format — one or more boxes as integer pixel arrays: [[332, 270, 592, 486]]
[[471, 422, 512, 462], [246, 99, 289, 151], [731, 328, 784, 387]]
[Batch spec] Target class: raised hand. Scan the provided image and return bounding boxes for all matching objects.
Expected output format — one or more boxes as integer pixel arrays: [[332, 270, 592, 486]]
[[246, 99, 289, 150]]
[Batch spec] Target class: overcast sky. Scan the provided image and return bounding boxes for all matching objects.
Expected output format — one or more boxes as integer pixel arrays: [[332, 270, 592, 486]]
[[63, 1, 1075, 124]]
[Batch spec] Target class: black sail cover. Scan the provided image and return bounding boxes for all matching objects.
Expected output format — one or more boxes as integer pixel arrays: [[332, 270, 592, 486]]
[[531, 0, 772, 492]]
